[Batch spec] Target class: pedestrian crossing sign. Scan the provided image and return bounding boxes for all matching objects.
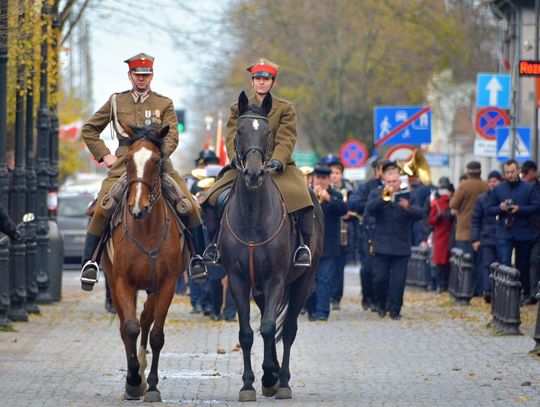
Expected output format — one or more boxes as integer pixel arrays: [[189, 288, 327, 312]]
[[496, 126, 531, 162]]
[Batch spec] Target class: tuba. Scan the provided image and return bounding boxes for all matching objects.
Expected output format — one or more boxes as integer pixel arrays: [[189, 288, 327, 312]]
[[399, 149, 431, 186]]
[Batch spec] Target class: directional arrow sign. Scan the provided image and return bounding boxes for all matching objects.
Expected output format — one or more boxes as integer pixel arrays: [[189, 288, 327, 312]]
[[486, 76, 502, 106], [476, 73, 511, 109]]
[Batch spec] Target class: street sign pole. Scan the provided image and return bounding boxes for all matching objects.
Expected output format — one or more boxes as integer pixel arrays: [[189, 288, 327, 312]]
[[511, 8, 522, 160]]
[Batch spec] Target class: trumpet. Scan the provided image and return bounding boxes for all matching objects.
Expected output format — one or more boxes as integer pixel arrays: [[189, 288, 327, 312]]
[[381, 186, 394, 202]]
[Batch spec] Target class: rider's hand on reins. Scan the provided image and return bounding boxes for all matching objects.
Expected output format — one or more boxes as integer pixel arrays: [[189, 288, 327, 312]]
[[266, 159, 283, 173], [102, 154, 118, 168]]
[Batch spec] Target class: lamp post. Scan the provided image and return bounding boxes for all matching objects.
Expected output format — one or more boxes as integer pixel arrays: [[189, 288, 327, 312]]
[[7, 0, 29, 321], [35, 0, 52, 304], [204, 115, 213, 149], [0, 0, 11, 328]]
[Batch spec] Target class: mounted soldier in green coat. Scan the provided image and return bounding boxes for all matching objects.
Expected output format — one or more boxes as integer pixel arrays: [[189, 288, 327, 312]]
[[190, 58, 314, 280]]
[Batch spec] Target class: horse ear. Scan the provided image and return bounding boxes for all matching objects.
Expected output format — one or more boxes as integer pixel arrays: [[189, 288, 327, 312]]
[[261, 93, 272, 115], [158, 125, 170, 139], [238, 91, 249, 115], [120, 122, 135, 137]]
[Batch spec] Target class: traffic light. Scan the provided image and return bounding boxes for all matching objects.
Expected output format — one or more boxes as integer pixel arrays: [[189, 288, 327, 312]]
[[175, 109, 186, 133]]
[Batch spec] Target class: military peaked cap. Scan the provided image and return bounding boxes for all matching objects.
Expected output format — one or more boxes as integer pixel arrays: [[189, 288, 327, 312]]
[[246, 58, 279, 78], [124, 52, 154, 74]]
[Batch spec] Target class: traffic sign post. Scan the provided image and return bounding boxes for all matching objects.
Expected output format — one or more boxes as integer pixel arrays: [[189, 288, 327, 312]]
[[476, 73, 511, 109], [339, 139, 368, 168], [496, 126, 531, 162], [475, 107, 509, 140], [373, 106, 431, 146]]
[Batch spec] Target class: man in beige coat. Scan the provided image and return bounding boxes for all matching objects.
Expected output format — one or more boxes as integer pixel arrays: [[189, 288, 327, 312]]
[[191, 58, 314, 278], [449, 161, 488, 293], [79, 53, 202, 291]]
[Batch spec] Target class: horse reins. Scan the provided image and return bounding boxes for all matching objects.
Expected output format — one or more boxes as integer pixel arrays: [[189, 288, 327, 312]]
[[223, 198, 287, 296], [234, 114, 272, 170]]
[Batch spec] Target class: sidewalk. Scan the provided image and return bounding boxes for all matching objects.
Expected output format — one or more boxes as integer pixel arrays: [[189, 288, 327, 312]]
[[0, 266, 539, 406]]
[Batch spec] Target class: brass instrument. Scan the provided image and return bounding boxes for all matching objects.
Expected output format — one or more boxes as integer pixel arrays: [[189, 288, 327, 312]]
[[197, 177, 216, 189], [381, 186, 394, 202], [299, 166, 314, 176], [191, 168, 207, 180], [400, 148, 431, 186]]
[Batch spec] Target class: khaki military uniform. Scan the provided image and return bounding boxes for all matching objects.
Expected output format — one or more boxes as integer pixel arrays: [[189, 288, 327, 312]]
[[206, 94, 312, 213], [82, 89, 201, 236]]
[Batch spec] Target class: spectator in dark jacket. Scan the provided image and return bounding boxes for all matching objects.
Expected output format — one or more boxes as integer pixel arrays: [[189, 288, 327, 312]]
[[520, 160, 540, 304], [0, 204, 19, 241], [366, 162, 423, 320], [305, 166, 348, 321], [348, 158, 390, 311], [471, 170, 501, 303], [487, 159, 540, 302]]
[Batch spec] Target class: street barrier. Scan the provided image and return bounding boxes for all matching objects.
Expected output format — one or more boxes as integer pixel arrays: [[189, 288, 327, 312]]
[[490, 262, 521, 335], [406, 246, 430, 288], [448, 248, 473, 305]]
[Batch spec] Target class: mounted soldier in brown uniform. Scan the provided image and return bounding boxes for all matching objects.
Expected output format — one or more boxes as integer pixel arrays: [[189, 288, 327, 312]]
[[79, 52, 203, 291], [190, 58, 314, 279]]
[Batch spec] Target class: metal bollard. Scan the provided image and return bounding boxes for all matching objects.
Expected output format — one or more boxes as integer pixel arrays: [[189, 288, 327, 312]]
[[490, 263, 521, 335], [7, 236, 28, 322], [406, 246, 430, 288], [449, 248, 474, 305], [0, 234, 10, 328], [531, 281, 540, 354], [46, 220, 63, 302]]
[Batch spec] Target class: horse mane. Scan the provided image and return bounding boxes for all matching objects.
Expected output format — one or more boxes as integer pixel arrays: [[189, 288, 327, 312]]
[[242, 104, 268, 119], [125, 125, 164, 151]]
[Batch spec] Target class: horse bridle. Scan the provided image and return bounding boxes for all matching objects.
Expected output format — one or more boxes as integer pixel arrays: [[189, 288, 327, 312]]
[[234, 114, 272, 170], [126, 158, 163, 215]]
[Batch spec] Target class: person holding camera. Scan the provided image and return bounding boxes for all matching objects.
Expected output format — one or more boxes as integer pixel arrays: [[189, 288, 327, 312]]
[[487, 159, 540, 303]]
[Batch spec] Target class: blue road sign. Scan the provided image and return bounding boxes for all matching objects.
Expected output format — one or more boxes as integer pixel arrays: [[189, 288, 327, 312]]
[[373, 106, 431, 146], [476, 73, 511, 109], [496, 126, 531, 162]]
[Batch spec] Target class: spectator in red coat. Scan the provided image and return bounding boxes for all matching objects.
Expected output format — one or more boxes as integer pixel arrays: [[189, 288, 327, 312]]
[[429, 179, 455, 291]]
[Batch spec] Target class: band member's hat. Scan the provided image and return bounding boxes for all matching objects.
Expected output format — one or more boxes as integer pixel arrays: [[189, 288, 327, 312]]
[[246, 58, 279, 78], [124, 52, 154, 74], [319, 154, 344, 171], [313, 165, 331, 177]]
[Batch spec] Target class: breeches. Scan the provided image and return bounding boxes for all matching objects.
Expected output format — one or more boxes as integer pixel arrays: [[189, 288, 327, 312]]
[[87, 169, 201, 236]]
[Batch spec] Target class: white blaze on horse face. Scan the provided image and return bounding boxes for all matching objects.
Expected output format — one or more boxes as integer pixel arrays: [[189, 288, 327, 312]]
[[132, 147, 153, 216], [252, 119, 259, 130]]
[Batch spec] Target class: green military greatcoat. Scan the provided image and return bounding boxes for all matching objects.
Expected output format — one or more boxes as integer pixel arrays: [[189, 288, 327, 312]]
[[206, 94, 313, 213], [82, 89, 200, 235]]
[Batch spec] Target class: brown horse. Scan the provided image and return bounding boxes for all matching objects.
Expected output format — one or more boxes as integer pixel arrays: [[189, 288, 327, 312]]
[[101, 124, 185, 402]]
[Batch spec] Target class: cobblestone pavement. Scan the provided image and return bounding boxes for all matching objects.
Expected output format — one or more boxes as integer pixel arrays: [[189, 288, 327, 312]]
[[1, 265, 540, 406]]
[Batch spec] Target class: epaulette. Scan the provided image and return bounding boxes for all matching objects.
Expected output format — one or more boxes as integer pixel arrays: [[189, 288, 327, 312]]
[[152, 91, 172, 100]]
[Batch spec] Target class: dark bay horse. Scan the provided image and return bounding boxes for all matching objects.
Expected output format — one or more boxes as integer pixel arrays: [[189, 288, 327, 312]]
[[219, 91, 323, 401], [101, 124, 186, 402]]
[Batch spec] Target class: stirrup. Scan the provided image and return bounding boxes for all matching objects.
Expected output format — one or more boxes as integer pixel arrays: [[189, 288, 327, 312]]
[[293, 244, 312, 268], [202, 243, 219, 263], [80, 260, 99, 291], [189, 255, 208, 282]]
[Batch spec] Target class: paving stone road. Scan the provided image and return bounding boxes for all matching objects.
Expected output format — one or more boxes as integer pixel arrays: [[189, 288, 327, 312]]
[[1, 266, 539, 407]]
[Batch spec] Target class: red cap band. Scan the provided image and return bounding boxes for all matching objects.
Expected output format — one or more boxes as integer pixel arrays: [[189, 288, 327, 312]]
[[128, 59, 153, 71], [250, 63, 278, 77]]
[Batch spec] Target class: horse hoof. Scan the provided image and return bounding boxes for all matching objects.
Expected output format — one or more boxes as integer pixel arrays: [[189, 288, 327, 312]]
[[262, 381, 279, 397], [275, 386, 292, 399], [124, 383, 144, 400], [238, 389, 256, 402], [143, 390, 162, 402]]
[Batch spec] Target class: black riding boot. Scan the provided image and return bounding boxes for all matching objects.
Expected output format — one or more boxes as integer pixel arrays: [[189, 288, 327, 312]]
[[80, 232, 101, 292], [188, 224, 210, 282], [294, 207, 313, 267]]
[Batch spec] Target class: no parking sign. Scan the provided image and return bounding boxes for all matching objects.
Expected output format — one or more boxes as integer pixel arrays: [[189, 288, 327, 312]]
[[339, 140, 368, 168]]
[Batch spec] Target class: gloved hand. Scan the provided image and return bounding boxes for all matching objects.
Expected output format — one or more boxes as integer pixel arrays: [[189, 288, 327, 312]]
[[231, 156, 241, 169], [267, 159, 283, 173]]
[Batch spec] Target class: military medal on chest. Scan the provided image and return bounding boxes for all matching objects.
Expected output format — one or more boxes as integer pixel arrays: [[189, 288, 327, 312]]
[[144, 110, 152, 125], [154, 109, 161, 125]]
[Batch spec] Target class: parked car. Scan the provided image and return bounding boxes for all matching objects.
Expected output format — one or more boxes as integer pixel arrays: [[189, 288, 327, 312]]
[[57, 191, 96, 265]]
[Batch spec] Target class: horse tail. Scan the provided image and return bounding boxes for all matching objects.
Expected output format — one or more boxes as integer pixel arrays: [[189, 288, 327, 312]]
[[274, 285, 290, 343]]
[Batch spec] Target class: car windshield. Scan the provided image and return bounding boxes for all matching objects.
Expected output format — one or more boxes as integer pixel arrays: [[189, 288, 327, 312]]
[[58, 195, 94, 217]]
